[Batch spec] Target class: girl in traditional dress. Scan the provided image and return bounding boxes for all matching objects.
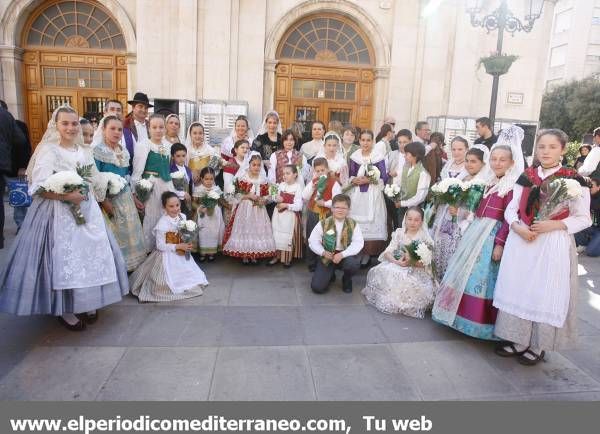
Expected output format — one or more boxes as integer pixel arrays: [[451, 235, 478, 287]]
[[362, 207, 437, 318], [131, 114, 175, 250], [93, 116, 147, 271], [196, 167, 226, 262], [268, 165, 304, 267], [432, 126, 524, 340], [341, 127, 359, 165], [493, 129, 592, 365], [165, 113, 182, 145], [316, 131, 349, 185], [252, 111, 282, 170], [222, 154, 276, 264], [347, 129, 389, 263], [268, 130, 307, 186], [392, 142, 431, 232], [129, 191, 208, 302], [300, 121, 325, 166], [374, 123, 394, 157], [430, 139, 485, 280], [0, 106, 128, 331], [184, 122, 217, 216]]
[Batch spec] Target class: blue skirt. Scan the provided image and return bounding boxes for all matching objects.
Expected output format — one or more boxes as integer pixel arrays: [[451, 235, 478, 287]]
[[0, 197, 129, 316]]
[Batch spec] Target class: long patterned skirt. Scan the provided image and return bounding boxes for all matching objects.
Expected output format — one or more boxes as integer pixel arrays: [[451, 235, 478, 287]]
[[104, 187, 147, 271], [222, 200, 276, 260], [197, 205, 225, 255], [432, 218, 501, 340]]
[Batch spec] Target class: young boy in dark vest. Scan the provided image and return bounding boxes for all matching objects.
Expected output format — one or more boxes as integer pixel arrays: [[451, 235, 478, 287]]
[[302, 157, 342, 272], [170, 143, 193, 218], [308, 194, 364, 294]]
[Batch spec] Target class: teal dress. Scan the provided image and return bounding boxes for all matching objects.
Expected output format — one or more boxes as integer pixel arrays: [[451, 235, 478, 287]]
[[94, 143, 147, 271]]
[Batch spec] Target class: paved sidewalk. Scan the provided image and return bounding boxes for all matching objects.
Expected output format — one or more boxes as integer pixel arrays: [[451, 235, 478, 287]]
[[1, 207, 599, 401]]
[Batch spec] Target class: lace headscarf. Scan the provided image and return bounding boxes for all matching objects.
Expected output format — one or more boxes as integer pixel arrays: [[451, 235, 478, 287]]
[[184, 121, 206, 151], [26, 105, 84, 181], [485, 124, 525, 197], [257, 110, 282, 136], [91, 115, 121, 149], [165, 113, 182, 143]]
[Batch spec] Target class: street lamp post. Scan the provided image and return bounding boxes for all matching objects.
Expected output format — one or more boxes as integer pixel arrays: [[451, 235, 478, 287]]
[[466, 0, 546, 126]]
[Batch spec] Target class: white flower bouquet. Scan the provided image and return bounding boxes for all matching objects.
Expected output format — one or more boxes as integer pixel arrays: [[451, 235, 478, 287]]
[[170, 171, 187, 192], [460, 179, 488, 212], [135, 178, 154, 203], [430, 178, 465, 222], [208, 155, 225, 170], [199, 189, 222, 217], [403, 240, 433, 267], [536, 177, 583, 222], [177, 219, 198, 260], [37, 171, 88, 225], [366, 163, 380, 184], [105, 172, 127, 197], [384, 183, 402, 202]]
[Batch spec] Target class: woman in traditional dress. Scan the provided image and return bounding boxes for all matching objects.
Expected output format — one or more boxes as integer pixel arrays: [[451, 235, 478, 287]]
[[222, 154, 276, 264], [93, 116, 147, 271], [195, 167, 226, 261], [268, 130, 307, 186], [391, 141, 431, 230], [300, 121, 325, 166], [316, 131, 349, 185], [432, 125, 525, 340], [362, 207, 437, 318], [493, 129, 592, 365], [0, 106, 128, 331], [131, 114, 175, 250], [347, 129, 388, 263], [430, 138, 485, 280], [268, 164, 304, 267], [130, 191, 208, 302], [164, 113, 182, 145], [221, 115, 254, 160], [374, 123, 394, 157], [252, 111, 282, 171]]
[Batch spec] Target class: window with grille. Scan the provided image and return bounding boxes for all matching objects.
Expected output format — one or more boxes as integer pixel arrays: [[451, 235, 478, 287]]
[[292, 79, 356, 101], [42, 67, 113, 89], [279, 16, 372, 65], [26, 0, 126, 50]]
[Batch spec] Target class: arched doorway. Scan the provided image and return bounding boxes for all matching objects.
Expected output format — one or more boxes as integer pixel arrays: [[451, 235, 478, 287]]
[[21, 0, 128, 144], [274, 14, 375, 141]]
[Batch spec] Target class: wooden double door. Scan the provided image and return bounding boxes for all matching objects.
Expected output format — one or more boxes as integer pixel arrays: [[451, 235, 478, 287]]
[[275, 62, 374, 142], [23, 49, 128, 145]]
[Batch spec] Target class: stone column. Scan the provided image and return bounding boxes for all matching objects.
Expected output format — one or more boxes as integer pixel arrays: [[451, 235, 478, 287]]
[[125, 52, 137, 98], [262, 58, 278, 117], [0, 45, 25, 119], [373, 65, 391, 130]]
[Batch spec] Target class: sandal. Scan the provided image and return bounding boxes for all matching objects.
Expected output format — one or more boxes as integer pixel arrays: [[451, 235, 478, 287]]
[[494, 342, 528, 357], [517, 350, 546, 366]]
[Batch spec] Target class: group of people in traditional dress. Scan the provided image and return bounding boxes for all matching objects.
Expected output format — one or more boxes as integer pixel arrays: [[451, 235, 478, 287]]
[[0, 93, 595, 368]]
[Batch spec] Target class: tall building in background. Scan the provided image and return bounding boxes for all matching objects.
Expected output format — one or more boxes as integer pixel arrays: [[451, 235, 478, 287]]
[[0, 0, 555, 147], [547, 0, 600, 88]]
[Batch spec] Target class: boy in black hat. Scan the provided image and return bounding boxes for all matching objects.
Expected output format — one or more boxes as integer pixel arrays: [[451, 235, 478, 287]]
[[123, 92, 153, 174]]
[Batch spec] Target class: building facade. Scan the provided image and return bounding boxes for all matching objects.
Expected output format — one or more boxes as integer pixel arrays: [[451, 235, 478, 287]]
[[546, 0, 600, 88], [0, 0, 555, 145]]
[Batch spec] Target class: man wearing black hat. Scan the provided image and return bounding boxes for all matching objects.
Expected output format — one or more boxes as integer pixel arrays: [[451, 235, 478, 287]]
[[122, 92, 153, 173]]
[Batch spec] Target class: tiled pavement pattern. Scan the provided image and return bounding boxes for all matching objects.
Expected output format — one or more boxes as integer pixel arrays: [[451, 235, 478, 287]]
[[1, 207, 599, 401]]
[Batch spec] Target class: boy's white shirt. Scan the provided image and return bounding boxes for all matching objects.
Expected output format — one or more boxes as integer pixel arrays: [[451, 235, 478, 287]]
[[308, 217, 364, 258]]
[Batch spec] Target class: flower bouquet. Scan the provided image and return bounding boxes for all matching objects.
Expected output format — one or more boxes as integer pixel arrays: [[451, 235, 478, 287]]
[[170, 171, 187, 192], [535, 178, 583, 222], [104, 172, 127, 198], [269, 183, 279, 202], [366, 162, 380, 185], [384, 183, 402, 203], [402, 240, 433, 267], [430, 178, 465, 222], [76, 163, 94, 181], [135, 179, 154, 203], [177, 219, 199, 260], [315, 175, 329, 200], [208, 155, 225, 170], [198, 190, 221, 217], [37, 171, 88, 225], [460, 179, 487, 213], [321, 228, 337, 265]]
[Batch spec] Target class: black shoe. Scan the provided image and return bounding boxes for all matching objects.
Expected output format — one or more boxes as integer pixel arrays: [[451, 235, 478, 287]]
[[58, 317, 86, 331], [342, 276, 353, 293], [308, 264, 316, 272], [80, 310, 99, 325]]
